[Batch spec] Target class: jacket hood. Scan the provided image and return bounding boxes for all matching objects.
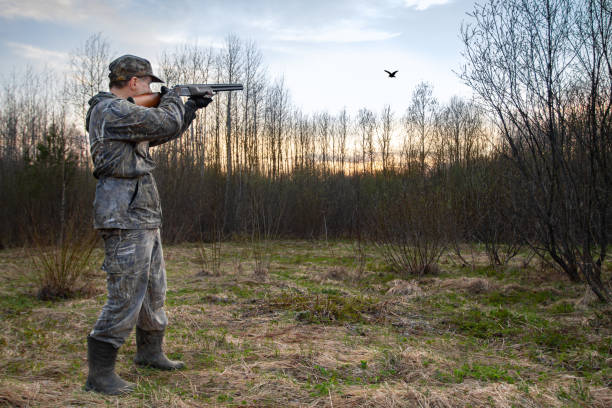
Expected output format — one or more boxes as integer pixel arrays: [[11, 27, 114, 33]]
[[85, 92, 116, 132]]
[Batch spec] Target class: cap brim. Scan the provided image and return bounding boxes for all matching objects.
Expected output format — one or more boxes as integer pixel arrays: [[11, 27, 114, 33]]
[[150, 74, 164, 83]]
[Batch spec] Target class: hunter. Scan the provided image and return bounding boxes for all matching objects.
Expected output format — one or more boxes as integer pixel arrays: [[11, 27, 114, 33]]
[[84, 54, 211, 395]]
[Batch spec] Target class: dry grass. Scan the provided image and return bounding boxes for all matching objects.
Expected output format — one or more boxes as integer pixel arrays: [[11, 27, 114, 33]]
[[0, 240, 610, 407]]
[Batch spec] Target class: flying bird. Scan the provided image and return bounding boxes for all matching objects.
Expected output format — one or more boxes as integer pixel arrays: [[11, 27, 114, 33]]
[[385, 70, 398, 78]]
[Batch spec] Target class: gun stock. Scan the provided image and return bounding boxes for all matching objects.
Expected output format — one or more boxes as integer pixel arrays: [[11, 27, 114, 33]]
[[133, 93, 161, 108], [133, 83, 243, 107]]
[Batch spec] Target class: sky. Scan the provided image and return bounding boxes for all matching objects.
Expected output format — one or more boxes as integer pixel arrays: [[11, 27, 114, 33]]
[[0, 0, 477, 115]]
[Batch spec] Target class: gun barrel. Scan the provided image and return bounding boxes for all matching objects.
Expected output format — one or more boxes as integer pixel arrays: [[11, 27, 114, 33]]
[[174, 84, 243, 96]]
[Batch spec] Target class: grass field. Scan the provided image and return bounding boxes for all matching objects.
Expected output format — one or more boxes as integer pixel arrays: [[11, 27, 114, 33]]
[[0, 240, 610, 407]]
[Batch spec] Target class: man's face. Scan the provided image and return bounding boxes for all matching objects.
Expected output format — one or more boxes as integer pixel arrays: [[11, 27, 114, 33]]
[[132, 75, 153, 96]]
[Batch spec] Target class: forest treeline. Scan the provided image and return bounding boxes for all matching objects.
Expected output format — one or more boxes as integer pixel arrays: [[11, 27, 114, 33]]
[[0, 0, 610, 301]]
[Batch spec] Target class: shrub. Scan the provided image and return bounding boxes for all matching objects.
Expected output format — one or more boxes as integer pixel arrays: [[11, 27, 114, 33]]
[[29, 224, 99, 300], [372, 178, 447, 277]]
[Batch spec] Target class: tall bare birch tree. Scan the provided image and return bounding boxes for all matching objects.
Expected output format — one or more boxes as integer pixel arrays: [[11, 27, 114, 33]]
[[406, 82, 437, 176]]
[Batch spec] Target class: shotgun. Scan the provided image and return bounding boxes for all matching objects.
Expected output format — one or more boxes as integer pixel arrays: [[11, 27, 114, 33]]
[[133, 84, 244, 108]]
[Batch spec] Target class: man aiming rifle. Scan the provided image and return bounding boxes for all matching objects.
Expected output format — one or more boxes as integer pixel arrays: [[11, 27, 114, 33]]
[[84, 54, 240, 395]]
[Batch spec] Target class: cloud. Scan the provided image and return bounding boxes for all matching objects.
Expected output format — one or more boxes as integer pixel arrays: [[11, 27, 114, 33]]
[[275, 27, 401, 43], [0, 1, 187, 52], [155, 32, 191, 45], [6, 41, 70, 70], [403, 0, 453, 11], [7, 41, 68, 60], [155, 33, 226, 50], [270, 18, 401, 44], [0, 0, 118, 23]]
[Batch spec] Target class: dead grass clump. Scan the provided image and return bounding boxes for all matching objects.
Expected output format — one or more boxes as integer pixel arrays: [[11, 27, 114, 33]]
[[460, 382, 536, 407], [194, 269, 215, 277], [200, 294, 232, 304], [577, 285, 602, 307], [440, 277, 496, 294], [333, 381, 571, 408], [323, 266, 351, 281], [0, 384, 30, 408], [584, 306, 612, 330], [590, 387, 612, 408], [252, 263, 269, 281], [237, 375, 305, 406], [386, 279, 424, 298], [390, 315, 433, 335], [0, 380, 66, 408], [333, 383, 459, 408]]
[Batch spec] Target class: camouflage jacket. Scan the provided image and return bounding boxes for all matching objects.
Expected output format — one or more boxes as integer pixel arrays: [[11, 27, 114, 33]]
[[86, 89, 195, 230]]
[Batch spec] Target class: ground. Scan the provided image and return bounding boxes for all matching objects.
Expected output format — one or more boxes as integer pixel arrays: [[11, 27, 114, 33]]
[[0, 240, 611, 407]]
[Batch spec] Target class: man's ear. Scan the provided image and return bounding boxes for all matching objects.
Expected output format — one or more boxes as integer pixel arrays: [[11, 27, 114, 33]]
[[128, 76, 139, 91]]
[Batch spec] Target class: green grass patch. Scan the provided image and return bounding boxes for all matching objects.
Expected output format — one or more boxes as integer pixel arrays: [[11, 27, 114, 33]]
[[229, 285, 253, 298], [483, 288, 561, 308], [308, 365, 339, 396], [429, 291, 467, 311], [445, 304, 602, 374], [528, 326, 585, 352], [549, 301, 575, 314], [271, 269, 297, 280], [0, 293, 49, 317], [464, 265, 525, 282], [435, 363, 518, 384], [448, 306, 539, 339], [265, 290, 381, 324], [277, 253, 358, 268], [165, 287, 203, 306]]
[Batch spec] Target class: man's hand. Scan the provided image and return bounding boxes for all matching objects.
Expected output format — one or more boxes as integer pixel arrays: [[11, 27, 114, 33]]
[[188, 94, 213, 109], [181, 92, 213, 131]]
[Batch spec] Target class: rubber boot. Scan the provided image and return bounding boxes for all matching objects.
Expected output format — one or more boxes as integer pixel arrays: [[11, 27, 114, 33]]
[[84, 336, 135, 395], [134, 327, 185, 370]]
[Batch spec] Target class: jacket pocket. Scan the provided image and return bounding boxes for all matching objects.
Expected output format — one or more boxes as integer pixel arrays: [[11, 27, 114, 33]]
[[103, 232, 138, 303], [128, 174, 160, 214], [128, 178, 140, 208]]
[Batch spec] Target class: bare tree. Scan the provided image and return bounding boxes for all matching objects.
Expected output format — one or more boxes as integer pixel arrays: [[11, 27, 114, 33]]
[[264, 77, 289, 177], [219, 34, 243, 233], [378, 105, 394, 172], [400, 110, 418, 173], [461, 0, 611, 301], [241, 40, 266, 173], [157, 43, 214, 167], [67, 33, 111, 125], [337, 108, 349, 173], [315, 112, 331, 173], [406, 82, 437, 176], [357, 108, 376, 173]]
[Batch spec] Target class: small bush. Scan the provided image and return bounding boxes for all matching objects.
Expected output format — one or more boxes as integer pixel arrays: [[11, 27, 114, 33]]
[[30, 225, 99, 300], [371, 178, 448, 278]]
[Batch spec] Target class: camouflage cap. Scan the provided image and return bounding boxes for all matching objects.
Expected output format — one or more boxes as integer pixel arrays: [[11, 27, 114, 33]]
[[108, 54, 164, 83]]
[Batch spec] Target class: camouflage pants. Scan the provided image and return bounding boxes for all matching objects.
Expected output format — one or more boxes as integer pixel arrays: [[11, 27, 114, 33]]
[[90, 229, 168, 348]]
